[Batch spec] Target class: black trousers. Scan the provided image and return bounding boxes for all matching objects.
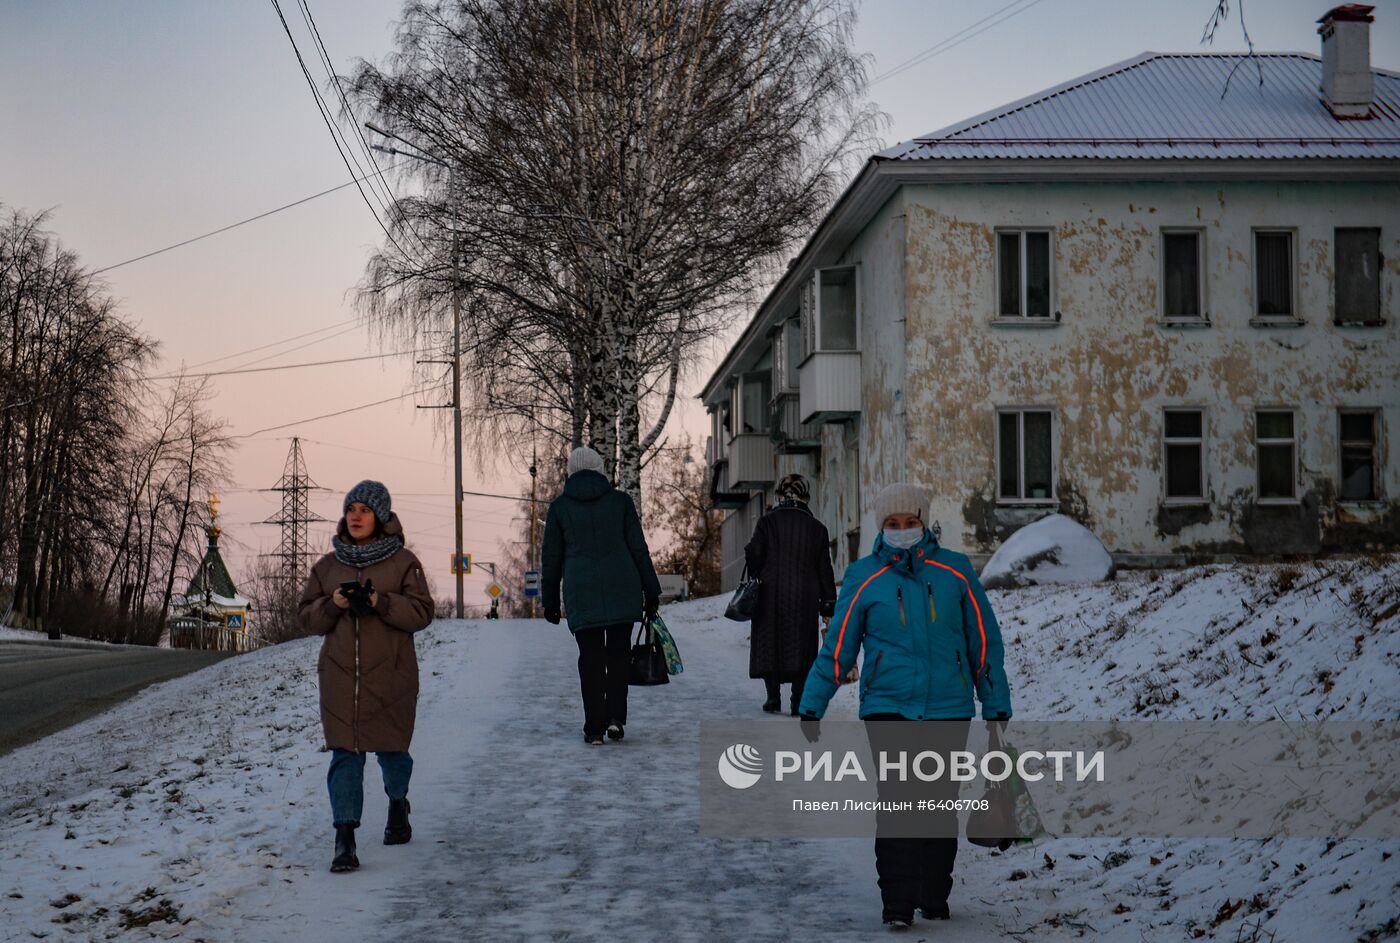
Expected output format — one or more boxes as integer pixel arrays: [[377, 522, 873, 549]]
[[574, 624, 632, 736], [763, 676, 806, 713], [864, 714, 971, 916]]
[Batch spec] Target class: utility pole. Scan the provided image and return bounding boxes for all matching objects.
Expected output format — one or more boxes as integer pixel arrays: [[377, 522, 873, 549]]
[[451, 251, 464, 619], [365, 125, 464, 618], [528, 444, 538, 619]]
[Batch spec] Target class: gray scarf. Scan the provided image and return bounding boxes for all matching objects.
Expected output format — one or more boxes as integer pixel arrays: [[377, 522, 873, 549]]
[[332, 532, 403, 568]]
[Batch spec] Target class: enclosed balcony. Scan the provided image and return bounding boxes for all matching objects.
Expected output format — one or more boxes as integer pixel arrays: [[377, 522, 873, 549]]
[[771, 392, 822, 453], [799, 350, 862, 424], [725, 433, 775, 491]]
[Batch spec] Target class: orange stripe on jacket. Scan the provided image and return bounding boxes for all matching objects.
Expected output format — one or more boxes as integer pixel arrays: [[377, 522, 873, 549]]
[[833, 565, 893, 685], [924, 560, 987, 682]]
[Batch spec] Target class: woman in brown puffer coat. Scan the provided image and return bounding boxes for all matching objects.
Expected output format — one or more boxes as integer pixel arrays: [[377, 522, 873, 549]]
[[298, 480, 434, 874]]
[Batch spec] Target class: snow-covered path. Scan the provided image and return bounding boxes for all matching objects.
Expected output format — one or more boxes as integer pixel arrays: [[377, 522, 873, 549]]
[[3, 558, 1396, 941], [220, 609, 1010, 942]]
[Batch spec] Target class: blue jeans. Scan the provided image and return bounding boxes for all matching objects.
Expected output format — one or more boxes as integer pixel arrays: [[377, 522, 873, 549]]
[[327, 749, 413, 827]]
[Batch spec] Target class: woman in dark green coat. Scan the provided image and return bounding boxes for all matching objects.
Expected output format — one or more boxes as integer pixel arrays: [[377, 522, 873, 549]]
[[541, 446, 662, 744]]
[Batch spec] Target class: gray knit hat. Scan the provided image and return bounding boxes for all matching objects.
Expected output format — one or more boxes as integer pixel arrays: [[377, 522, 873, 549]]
[[344, 479, 392, 524], [871, 482, 929, 527], [567, 446, 606, 477]]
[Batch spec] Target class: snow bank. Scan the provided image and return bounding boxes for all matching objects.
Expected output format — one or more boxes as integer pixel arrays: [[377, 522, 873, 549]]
[[981, 513, 1115, 589]]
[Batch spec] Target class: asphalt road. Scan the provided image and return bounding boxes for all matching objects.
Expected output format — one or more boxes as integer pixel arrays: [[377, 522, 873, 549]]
[[0, 642, 231, 755]]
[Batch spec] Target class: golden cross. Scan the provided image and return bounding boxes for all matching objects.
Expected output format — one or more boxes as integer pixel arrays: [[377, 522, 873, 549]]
[[209, 494, 219, 521]]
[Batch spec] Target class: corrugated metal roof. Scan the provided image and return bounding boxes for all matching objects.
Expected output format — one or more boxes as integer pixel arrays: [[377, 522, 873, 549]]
[[882, 53, 1400, 161]]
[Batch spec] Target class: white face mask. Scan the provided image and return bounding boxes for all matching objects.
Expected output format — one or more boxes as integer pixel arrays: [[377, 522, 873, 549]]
[[882, 527, 923, 550]]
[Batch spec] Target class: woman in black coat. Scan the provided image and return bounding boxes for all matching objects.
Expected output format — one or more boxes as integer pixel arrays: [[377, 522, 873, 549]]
[[744, 474, 837, 715]]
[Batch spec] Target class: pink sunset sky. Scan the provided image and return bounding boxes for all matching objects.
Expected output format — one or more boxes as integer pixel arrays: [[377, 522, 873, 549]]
[[3, 0, 1391, 604]]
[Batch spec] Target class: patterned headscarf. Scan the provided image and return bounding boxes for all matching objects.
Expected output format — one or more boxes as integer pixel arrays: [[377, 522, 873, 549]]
[[776, 473, 810, 504]]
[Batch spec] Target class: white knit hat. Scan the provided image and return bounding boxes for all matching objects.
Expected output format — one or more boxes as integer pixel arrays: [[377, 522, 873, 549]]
[[567, 446, 606, 477], [871, 482, 929, 527]]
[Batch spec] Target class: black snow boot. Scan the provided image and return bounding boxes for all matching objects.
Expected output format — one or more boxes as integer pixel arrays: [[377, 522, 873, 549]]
[[330, 825, 359, 873], [384, 798, 412, 845], [606, 721, 624, 741], [919, 900, 950, 920], [762, 698, 781, 713], [882, 909, 914, 930]]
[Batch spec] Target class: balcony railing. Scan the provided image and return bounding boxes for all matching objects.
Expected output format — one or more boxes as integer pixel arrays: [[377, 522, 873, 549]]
[[725, 432, 776, 491], [770, 392, 822, 453]]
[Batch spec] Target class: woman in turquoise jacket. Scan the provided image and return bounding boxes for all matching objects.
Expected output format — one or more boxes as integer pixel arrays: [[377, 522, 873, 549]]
[[798, 482, 1012, 928]]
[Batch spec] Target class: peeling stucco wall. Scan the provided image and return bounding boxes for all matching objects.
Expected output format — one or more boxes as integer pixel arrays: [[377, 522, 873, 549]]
[[897, 180, 1400, 560]]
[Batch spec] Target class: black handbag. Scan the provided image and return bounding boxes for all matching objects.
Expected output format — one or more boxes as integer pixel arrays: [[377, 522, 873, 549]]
[[966, 722, 1016, 850], [723, 565, 761, 622], [628, 623, 670, 686]]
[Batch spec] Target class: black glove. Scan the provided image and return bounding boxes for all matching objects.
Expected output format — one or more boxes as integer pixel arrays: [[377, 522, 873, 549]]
[[344, 580, 376, 617], [643, 596, 660, 624], [799, 714, 821, 744], [819, 599, 835, 619], [544, 609, 561, 625]]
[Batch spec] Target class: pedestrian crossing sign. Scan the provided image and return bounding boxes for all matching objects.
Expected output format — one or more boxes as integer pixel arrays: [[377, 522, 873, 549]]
[[224, 612, 245, 631]]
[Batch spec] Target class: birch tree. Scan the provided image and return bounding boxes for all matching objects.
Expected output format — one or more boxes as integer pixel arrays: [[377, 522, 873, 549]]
[[351, 0, 875, 502]]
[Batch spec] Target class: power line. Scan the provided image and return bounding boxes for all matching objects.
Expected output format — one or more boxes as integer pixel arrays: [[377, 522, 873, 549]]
[[291, 0, 397, 220], [211, 324, 365, 374], [295, 0, 400, 216], [267, 0, 412, 260], [141, 347, 428, 382], [91, 167, 402, 276], [869, 0, 1047, 88], [184, 318, 358, 370], [234, 386, 443, 439]]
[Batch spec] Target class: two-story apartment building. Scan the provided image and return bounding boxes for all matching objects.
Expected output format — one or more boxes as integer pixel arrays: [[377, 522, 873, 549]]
[[702, 5, 1400, 591]]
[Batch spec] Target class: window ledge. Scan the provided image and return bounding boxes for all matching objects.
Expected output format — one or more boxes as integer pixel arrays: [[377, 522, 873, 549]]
[[1256, 498, 1302, 506], [1338, 498, 1387, 507], [1248, 318, 1305, 328], [1162, 498, 1209, 506], [1158, 319, 1212, 329], [1333, 319, 1387, 328], [996, 499, 1058, 508], [990, 317, 1061, 328]]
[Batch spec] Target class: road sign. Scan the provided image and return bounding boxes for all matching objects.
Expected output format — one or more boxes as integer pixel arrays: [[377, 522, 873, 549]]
[[523, 570, 541, 598], [451, 553, 472, 575], [224, 612, 245, 631], [485, 582, 503, 599]]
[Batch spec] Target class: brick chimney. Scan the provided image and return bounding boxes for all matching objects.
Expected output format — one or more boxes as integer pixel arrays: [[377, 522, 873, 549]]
[[1318, 4, 1375, 118]]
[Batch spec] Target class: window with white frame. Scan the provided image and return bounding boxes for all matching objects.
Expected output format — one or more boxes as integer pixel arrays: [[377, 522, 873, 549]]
[[1163, 409, 1206, 500], [998, 409, 1055, 501], [798, 265, 858, 353], [772, 317, 801, 392], [1255, 410, 1297, 501], [1162, 230, 1204, 320], [1339, 409, 1379, 501], [997, 230, 1052, 318], [1335, 228, 1382, 324], [735, 357, 772, 435], [1254, 231, 1295, 318]]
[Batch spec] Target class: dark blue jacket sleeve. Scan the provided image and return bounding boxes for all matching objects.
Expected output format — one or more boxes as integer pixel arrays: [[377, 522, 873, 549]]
[[797, 564, 867, 719], [541, 502, 564, 613]]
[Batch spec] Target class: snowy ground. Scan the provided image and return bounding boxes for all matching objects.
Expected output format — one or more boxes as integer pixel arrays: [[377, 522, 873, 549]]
[[1, 556, 1396, 942]]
